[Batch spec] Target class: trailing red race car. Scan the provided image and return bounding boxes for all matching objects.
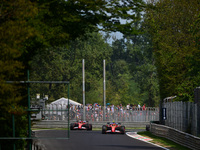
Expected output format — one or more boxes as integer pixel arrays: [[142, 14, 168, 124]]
[[70, 120, 92, 130], [102, 122, 125, 134]]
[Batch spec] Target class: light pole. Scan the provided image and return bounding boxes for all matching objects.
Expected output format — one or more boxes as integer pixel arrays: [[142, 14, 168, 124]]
[[83, 59, 86, 121], [103, 60, 106, 121]]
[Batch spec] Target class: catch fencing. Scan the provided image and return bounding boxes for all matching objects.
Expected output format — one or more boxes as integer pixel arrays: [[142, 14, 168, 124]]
[[40, 106, 159, 122], [163, 101, 200, 136]]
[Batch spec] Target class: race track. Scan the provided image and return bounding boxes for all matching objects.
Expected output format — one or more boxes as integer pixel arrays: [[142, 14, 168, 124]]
[[36, 130, 165, 150]]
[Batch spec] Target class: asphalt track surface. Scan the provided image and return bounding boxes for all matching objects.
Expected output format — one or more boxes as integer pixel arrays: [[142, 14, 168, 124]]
[[36, 130, 165, 150]]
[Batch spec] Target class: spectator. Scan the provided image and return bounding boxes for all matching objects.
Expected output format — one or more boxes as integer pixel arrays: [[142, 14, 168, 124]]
[[138, 103, 141, 108], [119, 104, 123, 113], [107, 106, 110, 113], [142, 104, 146, 110], [111, 104, 114, 113], [126, 104, 130, 110]]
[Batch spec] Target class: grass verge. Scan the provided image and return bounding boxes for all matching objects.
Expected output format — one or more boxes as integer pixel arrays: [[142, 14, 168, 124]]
[[137, 131, 191, 150]]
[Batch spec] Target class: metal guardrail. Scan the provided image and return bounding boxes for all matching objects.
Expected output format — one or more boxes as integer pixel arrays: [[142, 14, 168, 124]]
[[150, 123, 200, 150]]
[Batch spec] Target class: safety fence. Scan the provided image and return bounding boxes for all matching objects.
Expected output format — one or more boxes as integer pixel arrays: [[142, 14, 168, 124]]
[[39, 106, 159, 122], [163, 101, 200, 136]]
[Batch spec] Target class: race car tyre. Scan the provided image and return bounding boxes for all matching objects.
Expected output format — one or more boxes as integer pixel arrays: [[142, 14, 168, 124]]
[[102, 125, 107, 134], [70, 123, 74, 130], [87, 124, 92, 130], [120, 126, 125, 134], [89, 124, 92, 130]]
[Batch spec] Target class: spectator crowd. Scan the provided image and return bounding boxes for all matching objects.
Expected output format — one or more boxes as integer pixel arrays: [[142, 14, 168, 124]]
[[43, 102, 159, 122]]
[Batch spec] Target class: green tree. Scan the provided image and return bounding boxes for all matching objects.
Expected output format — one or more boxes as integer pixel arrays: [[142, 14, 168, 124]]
[[0, 0, 38, 149], [108, 29, 160, 107], [30, 32, 112, 104], [145, 0, 200, 101], [67, 32, 113, 104], [107, 59, 132, 105], [1, 0, 146, 148]]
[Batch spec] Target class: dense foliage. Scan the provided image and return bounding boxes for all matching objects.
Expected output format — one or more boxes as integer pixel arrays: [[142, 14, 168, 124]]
[[2, 0, 199, 148], [30, 32, 112, 105], [107, 33, 160, 106], [30, 30, 160, 107], [145, 0, 200, 101], [0, 1, 37, 149], [0, 0, 145, 149]]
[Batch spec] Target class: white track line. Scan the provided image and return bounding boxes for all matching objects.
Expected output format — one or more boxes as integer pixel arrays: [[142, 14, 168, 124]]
[[126, 132, 169, 150]]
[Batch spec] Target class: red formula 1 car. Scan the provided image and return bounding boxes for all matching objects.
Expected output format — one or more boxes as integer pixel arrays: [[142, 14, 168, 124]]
[[102, 122, 125, 134], [70, 121, 92, 130]]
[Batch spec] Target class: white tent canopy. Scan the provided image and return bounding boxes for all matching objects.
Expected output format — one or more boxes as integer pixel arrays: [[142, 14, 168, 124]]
[[49, 97, 82, 106]]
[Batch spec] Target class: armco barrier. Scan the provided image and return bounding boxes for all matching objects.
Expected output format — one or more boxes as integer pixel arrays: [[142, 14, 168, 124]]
[[150, 123, 200, 150]]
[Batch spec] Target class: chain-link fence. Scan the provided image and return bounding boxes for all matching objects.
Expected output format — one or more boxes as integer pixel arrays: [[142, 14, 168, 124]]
[[40, 106, 159, 122]]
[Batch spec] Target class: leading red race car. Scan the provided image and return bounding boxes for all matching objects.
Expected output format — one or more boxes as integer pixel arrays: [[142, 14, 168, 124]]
[[70, 120, 92, 130], [102, 122, 125, 134]]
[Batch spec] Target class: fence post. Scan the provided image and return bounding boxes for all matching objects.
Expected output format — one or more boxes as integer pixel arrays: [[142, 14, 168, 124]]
[[197, 103, 200, 137], [194, 103, 198, 136]]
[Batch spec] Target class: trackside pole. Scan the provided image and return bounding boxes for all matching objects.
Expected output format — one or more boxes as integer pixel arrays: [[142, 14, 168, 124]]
[[12, 114, 15, 150], [103, 60, 106, 121], [68, 83, 70, 138], [27, 70, 32, 150], [83, 59, 86, 121]]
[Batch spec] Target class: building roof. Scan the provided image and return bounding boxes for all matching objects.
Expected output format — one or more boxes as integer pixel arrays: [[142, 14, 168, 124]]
[[49, 97, 82, 106]]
